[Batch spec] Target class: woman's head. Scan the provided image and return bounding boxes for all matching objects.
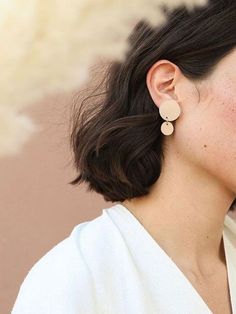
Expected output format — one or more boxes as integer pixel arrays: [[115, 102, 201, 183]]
[[69, 0, 236, 211], [147, 47, 236, 192]]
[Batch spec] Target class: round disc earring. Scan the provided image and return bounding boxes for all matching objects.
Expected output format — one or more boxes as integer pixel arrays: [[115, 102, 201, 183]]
[[159, 99, 181, 136]]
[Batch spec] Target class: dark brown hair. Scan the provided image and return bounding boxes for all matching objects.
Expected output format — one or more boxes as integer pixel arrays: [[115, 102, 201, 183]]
[[69, 0, 236, 211]]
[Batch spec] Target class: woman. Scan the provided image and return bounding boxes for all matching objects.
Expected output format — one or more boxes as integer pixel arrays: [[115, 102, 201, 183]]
[[12, 1, 236, 313]]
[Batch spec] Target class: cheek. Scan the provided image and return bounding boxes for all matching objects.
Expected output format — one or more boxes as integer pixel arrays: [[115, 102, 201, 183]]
[[208, 81, 236, 165], [175, 83, 236, 189], [214, 80, 236, 134], [220, 103, 236, 132], [200, 106, 236, 174]]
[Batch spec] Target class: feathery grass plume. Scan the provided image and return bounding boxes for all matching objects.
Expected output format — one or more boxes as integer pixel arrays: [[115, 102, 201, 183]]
[[0, 0, 207, 157]]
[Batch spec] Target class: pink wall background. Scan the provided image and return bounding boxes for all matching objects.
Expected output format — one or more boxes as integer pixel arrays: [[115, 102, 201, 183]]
[[0, 90, 113, 314]]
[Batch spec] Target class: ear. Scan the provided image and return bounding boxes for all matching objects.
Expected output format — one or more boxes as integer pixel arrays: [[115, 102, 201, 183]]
[[146, 60, 181, 109]]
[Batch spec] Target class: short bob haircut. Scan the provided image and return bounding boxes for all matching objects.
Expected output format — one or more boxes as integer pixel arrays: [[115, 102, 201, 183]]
[[69, 0, 236, 212]]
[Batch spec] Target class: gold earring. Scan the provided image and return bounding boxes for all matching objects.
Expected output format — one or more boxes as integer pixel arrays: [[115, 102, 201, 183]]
[[159, 99, 181, 136]]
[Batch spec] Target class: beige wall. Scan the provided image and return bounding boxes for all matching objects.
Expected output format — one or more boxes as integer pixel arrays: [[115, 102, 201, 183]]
[[1, 91, 112, 314]]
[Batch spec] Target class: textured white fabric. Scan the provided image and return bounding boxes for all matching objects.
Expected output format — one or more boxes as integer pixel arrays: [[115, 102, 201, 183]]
[[11, 203, 236, 314]]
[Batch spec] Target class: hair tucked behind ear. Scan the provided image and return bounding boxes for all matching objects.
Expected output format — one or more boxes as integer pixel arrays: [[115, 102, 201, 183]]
[[68, 0, 236, 211]]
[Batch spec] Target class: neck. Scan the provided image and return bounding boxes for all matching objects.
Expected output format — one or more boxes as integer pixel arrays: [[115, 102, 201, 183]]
[[122, 145, 235, 276]]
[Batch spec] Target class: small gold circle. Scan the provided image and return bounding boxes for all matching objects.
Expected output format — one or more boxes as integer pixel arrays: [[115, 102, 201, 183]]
[[161, 122, 174, 135]]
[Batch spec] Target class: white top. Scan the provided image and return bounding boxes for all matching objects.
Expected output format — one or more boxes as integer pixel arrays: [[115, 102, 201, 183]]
[[11, 203, 236, 314]]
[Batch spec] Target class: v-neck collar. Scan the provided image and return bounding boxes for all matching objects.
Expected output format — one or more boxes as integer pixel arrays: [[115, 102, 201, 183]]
[[106, 203, 236, 314]]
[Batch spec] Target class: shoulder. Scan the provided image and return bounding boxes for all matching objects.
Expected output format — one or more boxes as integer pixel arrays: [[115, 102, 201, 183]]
[[11, 217, 104, 314], [11, 207, 128, 314]]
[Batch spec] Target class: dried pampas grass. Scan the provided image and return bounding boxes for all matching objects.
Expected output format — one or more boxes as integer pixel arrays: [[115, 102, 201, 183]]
[[0, 0, 207, 157]]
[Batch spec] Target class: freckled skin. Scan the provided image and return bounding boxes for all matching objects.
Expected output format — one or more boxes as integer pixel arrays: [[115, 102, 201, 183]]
[[172, 48, 236, 192]]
